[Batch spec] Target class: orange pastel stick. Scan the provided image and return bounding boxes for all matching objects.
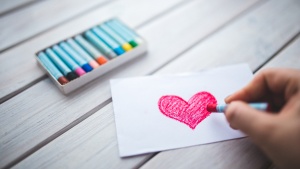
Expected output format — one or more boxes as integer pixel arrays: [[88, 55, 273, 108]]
[[96, 56, 108, 65]]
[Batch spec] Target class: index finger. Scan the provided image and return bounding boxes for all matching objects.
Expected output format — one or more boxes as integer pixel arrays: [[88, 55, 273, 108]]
[[225, 68, 300, 103]]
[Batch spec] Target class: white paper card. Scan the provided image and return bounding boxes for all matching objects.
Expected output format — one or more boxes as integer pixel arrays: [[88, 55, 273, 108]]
[[110, 64, 253, 157]]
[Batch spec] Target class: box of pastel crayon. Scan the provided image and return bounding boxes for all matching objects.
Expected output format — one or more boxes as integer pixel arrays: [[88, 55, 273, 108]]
[[35, 18, 147, 94]]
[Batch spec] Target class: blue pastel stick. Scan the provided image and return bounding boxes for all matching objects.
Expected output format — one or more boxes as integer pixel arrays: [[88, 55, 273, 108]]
[[109, 19, 143, 44], [59, 42, 93, 72], [52, 45, 86, 76], [207, 103, 269, 112], [45, 48, 78, 81], [91, 27, 125, 55], [38, 52, 69, 85]]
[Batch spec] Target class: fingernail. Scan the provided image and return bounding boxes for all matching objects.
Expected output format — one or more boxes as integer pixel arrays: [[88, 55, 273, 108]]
[[224, 94, 232, 103]]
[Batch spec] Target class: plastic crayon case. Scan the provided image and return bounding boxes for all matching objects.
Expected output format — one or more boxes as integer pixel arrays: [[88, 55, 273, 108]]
[[35, 18, 147, 94]]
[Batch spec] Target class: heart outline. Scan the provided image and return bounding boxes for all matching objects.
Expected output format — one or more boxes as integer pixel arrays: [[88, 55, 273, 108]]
[[158, 91, 217, 129]]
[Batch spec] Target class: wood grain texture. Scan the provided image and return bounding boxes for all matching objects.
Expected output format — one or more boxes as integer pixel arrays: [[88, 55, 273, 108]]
[[12, 103, 152, 169], [156, 0, 300, 75], [13, 0, 300, 168], [141, 139, 270, 169], [0, 0, 187, 167], [141, 0, 300, 168], [0, 0, 186, 102], [262, 35, 300, 69], [0, 0, 36, 15], [0, 0, 260, 168], [0, 0, 110, 51]]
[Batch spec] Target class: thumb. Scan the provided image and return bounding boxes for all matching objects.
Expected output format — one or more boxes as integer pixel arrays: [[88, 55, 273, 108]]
[[225, 101, 275, 141]]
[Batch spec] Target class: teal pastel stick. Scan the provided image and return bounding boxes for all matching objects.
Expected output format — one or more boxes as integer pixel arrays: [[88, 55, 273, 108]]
[[59, 42, 93, 72], [45, 48, 78, 81], [99, 24, 127, 45], [38, 52, 63, 79], [91, 27, 125, 55], [66, 38, 94, 62], [52, 45, 78, 71], [74, 35, 103, 59], [52, 45, 86, 76], [92, 27, 119, 48], [106, 21, 135, 42], [38, 52, 70, 84], [60, 42, 86, 66], [109, 19, 143, 44], [83, 31, 117, 58], [45, 48, 71, 76]]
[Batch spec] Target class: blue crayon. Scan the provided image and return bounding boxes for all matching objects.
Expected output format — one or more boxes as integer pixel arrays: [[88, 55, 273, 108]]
[[109, 19, 143, 44], [52, 45, 86, 77], [207, 103, 269, 112], [99, 24, 133, 51], [38, 52, 69, 85], [91, 27, 125, 55], [45, 48, 78, 81], [59, 42, 93, 72], [105, 21, 138, 47], [66, 38, 100, 68]]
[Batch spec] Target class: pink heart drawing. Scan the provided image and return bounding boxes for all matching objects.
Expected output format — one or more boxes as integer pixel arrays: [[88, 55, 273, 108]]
[[158, 91, 217, 129]]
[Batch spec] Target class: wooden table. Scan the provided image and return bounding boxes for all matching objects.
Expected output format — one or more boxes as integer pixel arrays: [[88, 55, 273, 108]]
[[1, 0, 299, 168]]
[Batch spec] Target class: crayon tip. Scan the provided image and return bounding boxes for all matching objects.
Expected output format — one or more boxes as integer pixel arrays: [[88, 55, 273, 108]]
[[113, 47, 125, 55], [207, 103, 217, 112], [129, 40, 138, 48], [122, 43, 133, 51], [82, 63, 93, 72], [75, 68, 86, 76], [66, 72, 78, 81], [89, 60, 100, 68], [58, 76, 69, 85], [106, 51, 117, 59], [96, 56, 108, 65]]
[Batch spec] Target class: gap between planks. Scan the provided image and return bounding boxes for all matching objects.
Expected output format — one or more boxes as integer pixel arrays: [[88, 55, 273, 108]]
[[7, 0, 284, 168], [0, 0, 192, 168], [0, 0, 114, 54], [0, 0, 38, 17], [129, 8, 300, 169], [0, 0, 190, 105], [1, 0, 274, 168], [253, 31, 300, 72], [5, 0, 300, 168], [2, 98, 111, 169], [147, 0, 269, 75]]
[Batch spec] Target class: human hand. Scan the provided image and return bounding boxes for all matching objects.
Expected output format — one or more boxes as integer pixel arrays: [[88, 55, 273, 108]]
[[224, 68, 300, 169]]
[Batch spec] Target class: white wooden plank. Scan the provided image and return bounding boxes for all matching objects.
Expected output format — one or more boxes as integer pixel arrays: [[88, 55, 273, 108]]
[[141, 139, 270, 169], [0, 0, 186, 102], [12, 103, 151, 169], [0, 0, 191, 167], [2, 0, 261, 168], [0, 0, 110, 51], [0, 0, 35, 15], [140, 0, 300, 168], [155, 0, 300, 75], [12, 0, 300, 168], [262, 36, 300, 69]]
